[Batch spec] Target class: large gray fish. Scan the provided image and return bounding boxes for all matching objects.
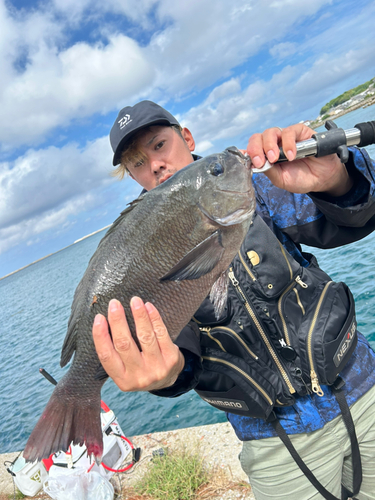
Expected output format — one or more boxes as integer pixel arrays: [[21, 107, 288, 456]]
[[23, 147, 255, 461]]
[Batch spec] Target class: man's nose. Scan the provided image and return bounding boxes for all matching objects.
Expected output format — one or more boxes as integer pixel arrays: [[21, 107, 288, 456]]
[[151, 159, 166, 173]]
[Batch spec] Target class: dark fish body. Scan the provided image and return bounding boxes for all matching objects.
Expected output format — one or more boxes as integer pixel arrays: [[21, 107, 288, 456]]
[[23, 147, 255, 461]]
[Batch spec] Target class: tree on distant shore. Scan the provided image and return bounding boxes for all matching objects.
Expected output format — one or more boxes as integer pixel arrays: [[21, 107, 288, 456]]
[[320, 77, 374, 115]]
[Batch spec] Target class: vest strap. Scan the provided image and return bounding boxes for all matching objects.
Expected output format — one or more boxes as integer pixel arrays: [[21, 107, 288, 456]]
[[270, 380, 362, 500]]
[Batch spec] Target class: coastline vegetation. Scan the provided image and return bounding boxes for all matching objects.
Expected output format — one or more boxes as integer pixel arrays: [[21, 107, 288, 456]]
[[308, 76, 375, 129], [320, 77, 374, 115]]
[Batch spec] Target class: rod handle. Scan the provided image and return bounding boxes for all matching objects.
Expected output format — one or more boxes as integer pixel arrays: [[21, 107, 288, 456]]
[[355, 121, 375, 148]]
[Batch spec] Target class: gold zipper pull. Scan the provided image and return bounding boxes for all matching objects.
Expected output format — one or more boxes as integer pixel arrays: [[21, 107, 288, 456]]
[[228, 268, 239, 287], [310, 369, 324, 396], [199, 326, 212, 333], [295, 276, 308, 288]]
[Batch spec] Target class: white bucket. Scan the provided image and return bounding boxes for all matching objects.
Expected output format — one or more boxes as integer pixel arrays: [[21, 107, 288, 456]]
[[9, 453, 48, 496], [11, 408, 133, 496]]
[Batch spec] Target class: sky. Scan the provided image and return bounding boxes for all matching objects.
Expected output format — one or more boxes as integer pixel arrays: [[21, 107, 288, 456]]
[[1, 0, 375, 277]]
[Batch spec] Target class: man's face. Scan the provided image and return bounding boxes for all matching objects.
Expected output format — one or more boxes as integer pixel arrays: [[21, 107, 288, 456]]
[[125, 125, 195, 191]]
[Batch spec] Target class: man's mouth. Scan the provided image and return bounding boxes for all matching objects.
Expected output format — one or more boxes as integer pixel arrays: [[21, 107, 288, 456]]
[[158, 173, 173, 185]]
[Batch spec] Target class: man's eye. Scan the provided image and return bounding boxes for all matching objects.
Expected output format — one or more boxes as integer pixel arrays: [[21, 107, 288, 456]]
[[134, 159, 144, 168], [155, 141, 165, 150]]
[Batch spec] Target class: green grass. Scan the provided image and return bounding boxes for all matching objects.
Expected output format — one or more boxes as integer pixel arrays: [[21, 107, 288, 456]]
[[134, 447, 210, 500]]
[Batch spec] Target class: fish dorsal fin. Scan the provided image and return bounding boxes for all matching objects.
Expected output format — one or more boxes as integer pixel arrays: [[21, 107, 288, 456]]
[[161, 230, 224, 282], [210, 269, 229, 319]]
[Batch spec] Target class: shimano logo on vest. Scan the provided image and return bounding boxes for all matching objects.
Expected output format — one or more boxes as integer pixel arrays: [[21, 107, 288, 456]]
[[202, 397, 249, 411], [334, 318, 357, 367]]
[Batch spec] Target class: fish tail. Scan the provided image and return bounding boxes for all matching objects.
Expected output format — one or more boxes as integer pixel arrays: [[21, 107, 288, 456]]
[[23, 381, 103, 462]]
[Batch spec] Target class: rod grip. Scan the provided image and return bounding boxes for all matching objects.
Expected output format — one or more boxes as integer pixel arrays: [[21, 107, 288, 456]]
[[355, 121, 375, 147]]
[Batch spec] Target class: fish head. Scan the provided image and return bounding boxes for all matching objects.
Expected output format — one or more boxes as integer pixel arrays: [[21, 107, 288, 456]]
[[195, 146, 255, 227]]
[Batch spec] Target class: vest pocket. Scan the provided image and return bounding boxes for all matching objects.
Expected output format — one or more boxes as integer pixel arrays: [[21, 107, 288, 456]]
[[298, 281, 357, 395], [196, 347, 282, 419]]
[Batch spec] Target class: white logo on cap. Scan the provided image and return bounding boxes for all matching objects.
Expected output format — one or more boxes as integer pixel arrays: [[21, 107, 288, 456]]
[[118, 114, 132, 130]]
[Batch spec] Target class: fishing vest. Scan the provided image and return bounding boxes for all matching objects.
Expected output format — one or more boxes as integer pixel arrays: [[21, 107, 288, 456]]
[[193, 213, 357, 421]]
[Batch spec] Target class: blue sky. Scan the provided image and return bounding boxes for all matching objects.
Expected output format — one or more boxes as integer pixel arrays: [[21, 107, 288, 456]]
[[1, 0, 375, 277]]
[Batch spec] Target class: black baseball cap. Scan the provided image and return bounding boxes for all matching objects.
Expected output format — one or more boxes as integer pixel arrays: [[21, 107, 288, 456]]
[[110, 100, 181, 166]]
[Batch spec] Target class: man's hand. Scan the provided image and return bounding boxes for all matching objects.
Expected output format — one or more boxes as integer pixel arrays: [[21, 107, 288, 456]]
[[92, 297, 185, 392], [247, 123, 353, 197]]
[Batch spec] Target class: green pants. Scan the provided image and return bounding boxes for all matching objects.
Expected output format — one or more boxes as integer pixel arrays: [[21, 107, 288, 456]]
[[240, 384, 375, 499]]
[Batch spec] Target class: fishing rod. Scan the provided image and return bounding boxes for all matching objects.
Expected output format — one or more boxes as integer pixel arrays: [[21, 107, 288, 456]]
[[252, 119, 375, 172]]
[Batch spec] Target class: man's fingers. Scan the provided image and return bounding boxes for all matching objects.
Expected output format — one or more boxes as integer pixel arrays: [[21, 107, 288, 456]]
[[278, 127, 299, 162], [145, 302, 174, 346], [247, 129, 282, 168], [278, 124, 315, 162], [92, 313, 128, 380], [108, 299, 142, 361], [261, 128, 283, 164], [248, 124, 316, 168], [131, 297, 161, 353], [247, 132, 266, 168]]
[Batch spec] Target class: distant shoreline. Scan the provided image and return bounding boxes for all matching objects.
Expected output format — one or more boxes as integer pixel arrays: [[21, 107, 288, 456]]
[[310, 96, 375, 129], [0, 224, 111, 282]]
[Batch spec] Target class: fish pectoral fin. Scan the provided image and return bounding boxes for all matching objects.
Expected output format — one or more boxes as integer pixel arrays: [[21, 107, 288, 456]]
[[60, 325, 78, 367], [210, 269, 229, 320], [161, 231, 225, 282]]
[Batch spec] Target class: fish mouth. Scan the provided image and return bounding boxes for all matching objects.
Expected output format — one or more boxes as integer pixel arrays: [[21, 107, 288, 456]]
[[198, 191, 255, 227], [218, 187, 253, 195], [226, 147, 252, 168], [213, 206, 254, 226]]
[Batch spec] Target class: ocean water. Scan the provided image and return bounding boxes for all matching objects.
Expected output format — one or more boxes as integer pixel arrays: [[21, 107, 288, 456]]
[[1, 106, 375, 455]]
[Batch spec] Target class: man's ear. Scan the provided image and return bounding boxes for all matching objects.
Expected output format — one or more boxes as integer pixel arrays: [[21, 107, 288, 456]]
[[181, 128, 195, 152]]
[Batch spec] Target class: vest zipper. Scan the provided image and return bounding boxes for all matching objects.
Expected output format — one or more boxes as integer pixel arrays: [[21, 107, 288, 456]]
[[200, 327, 227, 352], [278, 275, 308, 345], [228, 267, 296, 395], [200, 326, 258, 360], [293, 288, 305, 315], [307, 281, 332, 397], [278, 240, 293, 280], [295, 276, 308, 288], [239, 251, 257, 281], [202, 355, 273, 405]]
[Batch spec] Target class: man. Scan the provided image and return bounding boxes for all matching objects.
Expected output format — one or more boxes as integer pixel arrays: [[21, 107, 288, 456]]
[[93, 100, 375, 499]]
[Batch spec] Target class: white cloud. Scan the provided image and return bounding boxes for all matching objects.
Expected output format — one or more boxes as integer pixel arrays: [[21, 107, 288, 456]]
[[179, 41, 375, 152], [0, 193, 94, 254], [0, 136, 114, 228], [180, 80, 266, 146], [147, 0, 329, 96], [51, 0, 159, 27], [195, 140, 213, 154], [0, 31, 154, 148], [269, 42, 298, 61], [0, 135, 119, 254], [0, 0, 332, 150]]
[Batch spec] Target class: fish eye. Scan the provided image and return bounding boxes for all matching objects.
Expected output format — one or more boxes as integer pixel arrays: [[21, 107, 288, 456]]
[[211, 162, 224, 176]]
